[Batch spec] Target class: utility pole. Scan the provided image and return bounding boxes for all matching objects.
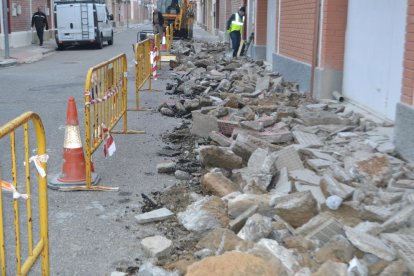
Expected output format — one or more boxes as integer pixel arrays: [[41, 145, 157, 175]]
[[2, 0, 10, 58]]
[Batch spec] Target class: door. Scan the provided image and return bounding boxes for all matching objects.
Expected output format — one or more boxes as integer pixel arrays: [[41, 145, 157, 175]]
[[342, 0, 407, 120], [56, 4, 82, 41], [96, 5, 111, 38]]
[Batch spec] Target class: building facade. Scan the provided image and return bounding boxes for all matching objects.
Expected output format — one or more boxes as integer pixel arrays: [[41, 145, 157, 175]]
[[197, 0, 414, 161]]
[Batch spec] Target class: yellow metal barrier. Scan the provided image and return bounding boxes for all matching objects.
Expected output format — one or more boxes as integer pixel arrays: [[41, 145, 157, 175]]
[[154, 33, 161, 69], [132, 39, 152, 111], [83, 53, 144, 191], [160, 25, 177, 63], [0, 112, 49, 275]]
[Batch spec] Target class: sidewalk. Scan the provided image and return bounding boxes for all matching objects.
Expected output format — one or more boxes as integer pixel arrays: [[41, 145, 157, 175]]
[[0, 39, 56, 68]]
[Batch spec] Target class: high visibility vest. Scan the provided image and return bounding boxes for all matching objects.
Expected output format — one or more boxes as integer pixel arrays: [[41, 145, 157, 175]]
[[229, 12, 244, 33]]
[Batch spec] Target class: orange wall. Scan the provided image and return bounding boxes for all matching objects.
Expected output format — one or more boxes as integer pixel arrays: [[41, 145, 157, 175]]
[[402, 0, 414, 105], [255, 0, 268, 45], [279, 0, 317, 64]]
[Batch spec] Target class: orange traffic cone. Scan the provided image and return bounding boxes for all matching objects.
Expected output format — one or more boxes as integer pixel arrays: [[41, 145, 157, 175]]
[[48, 97, 99, 189]]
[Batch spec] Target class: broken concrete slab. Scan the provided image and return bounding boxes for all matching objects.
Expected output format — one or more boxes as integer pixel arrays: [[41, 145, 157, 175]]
[[344, 226, 396, 261], [379, 204, 414, 232], [141, 235, 173, 259], [290, 169, 321, 186], [191, 110, 219, 138], [226, 193, 272, 219], [135, 208, 174, 224], [292, 130, 323, 148], [380, 233, 414, 273], [229, 204, 259, 233], [231, 133, 281, 162], [237, 214, 273, 242], [275, 145, 305, 171], [315, 235, 356, 263], [199, 145, 243, 170], [320, 174, 355, 199], [186, 251, 278, 276], [313, 260, 348, 276], [274, 191, 318, 228], [295, 182, 326, 204], [201, 172, 240, 197], [233, 122, 293, 144], [209, 131, 232, 147], [177, 196, 229, 233], [196, 228, 243, 255], [307, 159, 333, 171], [305, 217, 344, 247], [353, 154, 392, 187], [272, 167, 292, 194]]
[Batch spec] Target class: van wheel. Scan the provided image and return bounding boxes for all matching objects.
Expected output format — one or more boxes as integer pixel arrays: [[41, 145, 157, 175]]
[[108, 32, 113, 45], [97, 34, 103, 49], [57, 44, 64, 51]]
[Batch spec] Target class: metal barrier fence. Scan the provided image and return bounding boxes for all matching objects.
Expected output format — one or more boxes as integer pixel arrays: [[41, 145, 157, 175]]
[[84, 53, 144, 191], [154, 33, 161, 69], [165, 24, 173, 52], [132, 39, 152, 111], [0, 112, 49, 275]]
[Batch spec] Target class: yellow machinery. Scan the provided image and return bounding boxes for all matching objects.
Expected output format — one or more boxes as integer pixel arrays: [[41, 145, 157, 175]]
[[157, 0, 194, 38]]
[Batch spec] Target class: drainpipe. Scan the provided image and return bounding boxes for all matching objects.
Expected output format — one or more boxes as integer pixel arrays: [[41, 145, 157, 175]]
[[310, 0, 321, 98]]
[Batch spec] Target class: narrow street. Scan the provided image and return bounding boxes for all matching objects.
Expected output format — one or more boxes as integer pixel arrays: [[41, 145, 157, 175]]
[[0, 25, 184, 274]]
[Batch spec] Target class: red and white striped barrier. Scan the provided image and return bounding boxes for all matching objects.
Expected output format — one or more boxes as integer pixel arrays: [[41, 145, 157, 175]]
[[151, 46, 158, 80]]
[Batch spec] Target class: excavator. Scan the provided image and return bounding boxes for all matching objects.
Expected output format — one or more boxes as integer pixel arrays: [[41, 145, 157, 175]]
[[157, 0, 195, 39]]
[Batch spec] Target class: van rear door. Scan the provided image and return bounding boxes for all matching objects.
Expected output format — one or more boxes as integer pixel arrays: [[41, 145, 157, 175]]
[[56, 3, 94, 41]]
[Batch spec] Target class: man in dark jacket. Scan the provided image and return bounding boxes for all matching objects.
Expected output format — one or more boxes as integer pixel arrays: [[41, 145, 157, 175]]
[[31, 7, 49, 46], [226, 6, 245, 57], [153, 8, 164, 35]]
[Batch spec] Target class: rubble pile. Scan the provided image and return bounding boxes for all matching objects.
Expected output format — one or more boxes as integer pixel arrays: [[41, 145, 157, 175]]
[[134, 41, 414, 276]]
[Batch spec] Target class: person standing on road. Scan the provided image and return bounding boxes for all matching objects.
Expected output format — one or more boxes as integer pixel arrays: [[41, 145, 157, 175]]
[[226, 6, 246, 57], [31, 7, 49, 46], [153, 8, 164, 35]]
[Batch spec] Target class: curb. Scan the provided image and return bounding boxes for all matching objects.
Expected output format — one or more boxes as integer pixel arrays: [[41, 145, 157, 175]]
[[0, 59, 17, 68]]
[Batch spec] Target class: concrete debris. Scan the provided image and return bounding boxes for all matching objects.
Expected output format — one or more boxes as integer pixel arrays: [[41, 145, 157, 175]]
[[146, 40, 414, 275], [201, 172, 239, 197], [135, 208, 174, 224], [177, 196, 229, 233], [138, 262, 179, 276], [344, 226, 396, 261], [274, 191, 318, 228], [237, 214, 273, 242], [174, 170, 191, 180], [186, 251, 278, 276], [141, 235, 173, 259], [199, 145, 243, 169]]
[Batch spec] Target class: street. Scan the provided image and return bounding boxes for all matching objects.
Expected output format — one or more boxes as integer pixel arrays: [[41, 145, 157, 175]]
[[0, 24, 182, 275]]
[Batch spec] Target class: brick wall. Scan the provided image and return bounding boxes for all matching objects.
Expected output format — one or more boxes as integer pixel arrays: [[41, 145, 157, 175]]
[[255, 0, 267, 45], [231, 0, 243, 12], [219, 0, 226, 31], [279, 0, 317, 64], [320, 0, 347, 71], [401, 0, 414, 105], [11, 0, 50, 32]]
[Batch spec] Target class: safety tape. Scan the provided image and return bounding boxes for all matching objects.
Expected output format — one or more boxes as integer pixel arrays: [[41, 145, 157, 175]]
[[85, 85, 121, 106], [28, 154, 49, 178], [1, 180, 30, 200]]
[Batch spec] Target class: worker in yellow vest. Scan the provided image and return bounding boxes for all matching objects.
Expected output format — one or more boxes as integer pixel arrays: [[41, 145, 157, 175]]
[[226, 7, 246, 57]]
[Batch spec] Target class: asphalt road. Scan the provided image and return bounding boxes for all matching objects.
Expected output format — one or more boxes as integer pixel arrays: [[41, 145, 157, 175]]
[[0, 24, 182, 275]]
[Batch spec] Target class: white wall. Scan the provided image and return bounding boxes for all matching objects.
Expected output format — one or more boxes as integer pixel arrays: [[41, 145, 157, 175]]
[[266, 0, 276, 64], [343, 0, 407, 120]]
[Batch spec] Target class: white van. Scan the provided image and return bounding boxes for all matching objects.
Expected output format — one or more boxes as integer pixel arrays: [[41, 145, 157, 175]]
[[54, 0, 114, 50]]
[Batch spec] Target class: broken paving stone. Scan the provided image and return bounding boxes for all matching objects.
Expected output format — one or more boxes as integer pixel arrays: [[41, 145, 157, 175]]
[[229, 204, 258, 233], [290, 169, 321, 186], [379, 204, 414, 233], [275, 145, 305, 171], [320, 174, 355, 199], [330, 164, 353, 184], [315, 235, 356, 263], [174, 170, 191, 180], [348, 257, 369, 276], [226, 193, 272, 219], [237, 214, 273, 242], [240, 120, 264, 132], [282, 235, 315, 253], [196, 228, 244, 255], [247, 148, 278, 175], [292, 130, 323, 148], [138, 262, 179, 276], [141, 236, 173, 259], [353, 221, 382, 235], [201, 172, 239, 197], [380, 233, 414, 273], [274, 191, 318, 228], [296, 109, 351, 126], [156, 162, 176, 174], [233, 122, 293, 144], [190, 110, 219, 138], [295, 182, 326, 204], [251, 238, 300, 276], [186, 251, 277, 276], [344, 226, 396, 261], [376, 142, 395, 154], [394, 179, 414, 189], [313, 260, 348, 276], [379, 259, 411, 276], [353, 154, 392, 187], [299, 148, 338, 162], [199, 145, 243, 170], [256, 115, 277, 128], [135, 208, 174, 224], [231, 133, 281, 162], [363, 205, 394, 222], [307, 159, 333, 170], [177, 196, 229, 233], [209, 131, 232, 147], [304, 217, 344, 247], [272, 167, 292, 195]]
